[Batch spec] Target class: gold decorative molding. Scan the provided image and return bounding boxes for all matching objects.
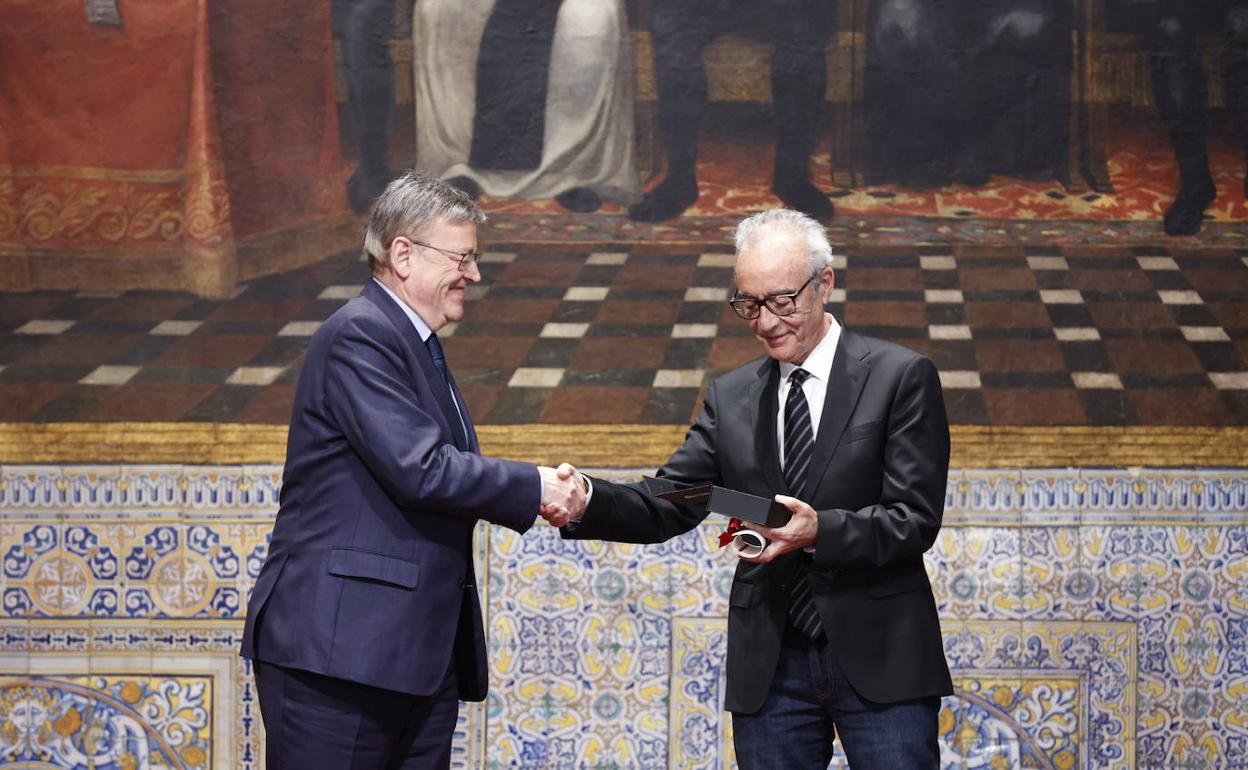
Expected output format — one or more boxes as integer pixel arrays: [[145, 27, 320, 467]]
[[946, 426, 1248, 468], [0, 423, 290, 465], [0, 164, 201, 184], [0, 209, 357, 297], [0, 173, 231, 246], [1, 424, 1246, 468]]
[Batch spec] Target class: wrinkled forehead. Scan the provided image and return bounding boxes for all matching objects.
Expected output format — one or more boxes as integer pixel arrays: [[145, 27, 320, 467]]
[[733, 232, 810, 293], [420, 217, 478, 246]]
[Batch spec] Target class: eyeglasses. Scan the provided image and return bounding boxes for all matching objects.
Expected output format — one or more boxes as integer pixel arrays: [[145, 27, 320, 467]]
[[409, 239, 482, 272], [728, 275, 817, 320]]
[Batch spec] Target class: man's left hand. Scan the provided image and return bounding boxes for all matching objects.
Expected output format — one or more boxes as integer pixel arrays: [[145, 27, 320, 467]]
[[738, 495, 818, 562]]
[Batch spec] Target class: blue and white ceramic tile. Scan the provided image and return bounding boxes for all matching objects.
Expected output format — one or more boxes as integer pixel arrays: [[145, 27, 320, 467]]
[[1, 465, 1246, 768]]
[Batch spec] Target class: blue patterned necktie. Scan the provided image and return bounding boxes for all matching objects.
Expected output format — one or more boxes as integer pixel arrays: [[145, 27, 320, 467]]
[[783, 368, 823, 639], [425, 333, 469, 450]]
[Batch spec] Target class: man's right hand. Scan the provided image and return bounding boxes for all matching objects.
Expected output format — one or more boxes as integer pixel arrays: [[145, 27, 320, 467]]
[[538, 463, 587, 527]]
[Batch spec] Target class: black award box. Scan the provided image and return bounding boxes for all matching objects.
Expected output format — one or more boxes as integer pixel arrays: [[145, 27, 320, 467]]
[[640, 476, 791, 528]]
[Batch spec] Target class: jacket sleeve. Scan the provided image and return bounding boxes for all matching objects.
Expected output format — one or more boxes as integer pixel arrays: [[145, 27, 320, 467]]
[[562, 379, 724, 543], [812, 355, 950, 570], [323, 314, 539, 533]]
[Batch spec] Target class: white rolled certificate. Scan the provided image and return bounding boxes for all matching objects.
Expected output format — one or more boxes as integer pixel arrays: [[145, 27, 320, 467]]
[[730, 529, 767, 558]]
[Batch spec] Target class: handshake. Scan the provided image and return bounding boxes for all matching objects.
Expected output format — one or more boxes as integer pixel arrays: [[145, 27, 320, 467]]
[[537, 463, 587, 527]]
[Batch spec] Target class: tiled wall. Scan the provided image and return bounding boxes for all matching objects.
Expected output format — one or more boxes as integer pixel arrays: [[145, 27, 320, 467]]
[[1, 466, 1245, 769]]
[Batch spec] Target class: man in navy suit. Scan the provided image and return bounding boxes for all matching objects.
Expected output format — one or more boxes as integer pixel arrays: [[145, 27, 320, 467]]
[[241, 170, 585, 769]]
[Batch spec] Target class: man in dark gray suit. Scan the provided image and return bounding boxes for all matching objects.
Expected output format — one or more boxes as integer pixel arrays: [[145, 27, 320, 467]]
[[562, 209, 952, 769]]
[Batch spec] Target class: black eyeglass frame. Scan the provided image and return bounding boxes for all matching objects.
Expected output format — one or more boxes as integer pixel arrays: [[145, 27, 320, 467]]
[[728, 274, 819, 320], [407, 238, 482, 272]]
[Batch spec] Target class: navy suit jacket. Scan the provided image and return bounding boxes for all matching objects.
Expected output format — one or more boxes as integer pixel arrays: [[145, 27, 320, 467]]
[[564, 330, 953, 712], [241, 280, 539, 700]]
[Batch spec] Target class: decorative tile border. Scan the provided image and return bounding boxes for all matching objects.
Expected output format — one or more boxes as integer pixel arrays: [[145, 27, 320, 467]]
[[3, 424, 1248, 468], [0, 465, 283, 516], [3, 465, 1246, 524]]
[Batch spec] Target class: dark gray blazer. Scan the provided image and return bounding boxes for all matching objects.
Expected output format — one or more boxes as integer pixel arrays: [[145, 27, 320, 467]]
[[564, 329, 953, 712]]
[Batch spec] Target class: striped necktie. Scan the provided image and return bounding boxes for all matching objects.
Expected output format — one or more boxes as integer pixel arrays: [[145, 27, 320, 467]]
[[783, 368, 823, 639]]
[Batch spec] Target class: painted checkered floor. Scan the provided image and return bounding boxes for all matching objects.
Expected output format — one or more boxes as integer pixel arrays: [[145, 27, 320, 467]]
[[2, 244, 1247, 425]]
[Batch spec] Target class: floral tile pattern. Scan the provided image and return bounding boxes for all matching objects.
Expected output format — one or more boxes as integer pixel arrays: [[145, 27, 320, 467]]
[[1, 465, 1245, 768]]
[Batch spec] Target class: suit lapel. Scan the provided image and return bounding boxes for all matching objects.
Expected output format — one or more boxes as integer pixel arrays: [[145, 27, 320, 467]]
[[747, 358, 787, 495], [804, 329, 870, 497], [361, 281, 465, 448]]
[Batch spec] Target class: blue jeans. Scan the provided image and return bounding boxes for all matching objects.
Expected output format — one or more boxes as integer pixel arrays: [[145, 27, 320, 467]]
[[732, 629, 940, 770]]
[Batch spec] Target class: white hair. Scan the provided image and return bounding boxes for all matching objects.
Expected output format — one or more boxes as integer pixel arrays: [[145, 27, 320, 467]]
[[733, 209, 835, 274]]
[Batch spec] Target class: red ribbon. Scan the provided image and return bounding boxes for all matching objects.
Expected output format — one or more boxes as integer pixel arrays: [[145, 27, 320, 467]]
[[717, 517, 744, 548]]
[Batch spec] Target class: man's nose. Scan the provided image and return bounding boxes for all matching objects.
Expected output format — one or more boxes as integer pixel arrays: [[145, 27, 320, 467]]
[[753, 308, 779, 333]]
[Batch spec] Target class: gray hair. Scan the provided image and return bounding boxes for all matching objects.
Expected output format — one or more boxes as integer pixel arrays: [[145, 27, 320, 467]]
[[733, 209, 835, 275], [363, 170, 485, 272]]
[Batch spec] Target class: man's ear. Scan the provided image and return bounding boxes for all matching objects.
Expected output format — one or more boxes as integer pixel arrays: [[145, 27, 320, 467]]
[[818, 265, 836, 299], [390, 237, 412, 280]]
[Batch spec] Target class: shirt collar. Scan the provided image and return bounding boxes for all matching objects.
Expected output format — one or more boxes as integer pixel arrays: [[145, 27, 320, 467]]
[[779, 313, 841, 384], [372, 276, 433, 342]]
